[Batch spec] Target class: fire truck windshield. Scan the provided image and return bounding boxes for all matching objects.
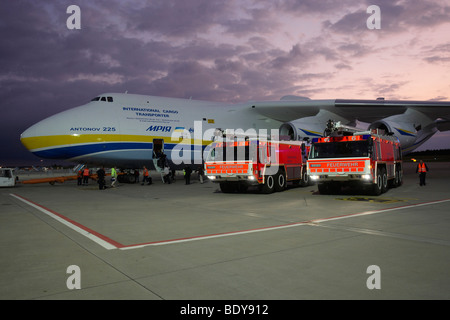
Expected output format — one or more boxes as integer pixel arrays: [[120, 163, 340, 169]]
[[309, 140, 369, 159], [207, 144, 257, 162]]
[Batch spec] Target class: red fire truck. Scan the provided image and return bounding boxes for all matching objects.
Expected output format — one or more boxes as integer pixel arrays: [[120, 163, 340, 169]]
[[204, 137, 309, 193], [307, 123, 402, 195]]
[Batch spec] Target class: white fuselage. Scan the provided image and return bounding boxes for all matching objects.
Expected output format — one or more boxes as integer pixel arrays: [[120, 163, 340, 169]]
[[20, 93, 281, 168], [21, 93, 447, 168]]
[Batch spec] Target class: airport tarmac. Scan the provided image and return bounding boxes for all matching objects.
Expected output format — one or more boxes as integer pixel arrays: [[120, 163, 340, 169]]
[[0, 162, 449, 301]]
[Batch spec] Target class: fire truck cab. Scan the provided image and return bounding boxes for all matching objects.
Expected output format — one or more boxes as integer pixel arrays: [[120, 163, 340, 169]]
[[307, 121, 403, 195], [205, 136, 309, 194]]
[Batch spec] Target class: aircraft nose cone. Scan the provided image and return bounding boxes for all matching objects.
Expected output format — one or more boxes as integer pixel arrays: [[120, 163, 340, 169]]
[[19, 101, 104, 161], [20, 124, 38, 151], [20, 113, 63, 155]]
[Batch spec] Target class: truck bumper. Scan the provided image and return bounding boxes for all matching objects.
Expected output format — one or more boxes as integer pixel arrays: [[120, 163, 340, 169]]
[[206, 174, 261, 186], [309, 174, 373, 184]]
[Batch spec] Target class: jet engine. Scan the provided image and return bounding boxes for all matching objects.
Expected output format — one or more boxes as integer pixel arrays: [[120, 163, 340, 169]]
[[279, 110, 351, 141], [279, 119, 326, 141], [368, 120, 417, 151]]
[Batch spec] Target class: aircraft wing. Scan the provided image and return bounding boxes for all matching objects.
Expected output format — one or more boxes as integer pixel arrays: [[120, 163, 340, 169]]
[[335, 99, 450, 122], [436, 119, 450, 131], [251, 98, 450, 123], [250, 99, 331, 122]]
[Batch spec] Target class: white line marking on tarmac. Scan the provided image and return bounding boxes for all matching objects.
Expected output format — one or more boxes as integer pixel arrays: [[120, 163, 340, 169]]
[[10, 193, 119, 250], [10, 193, 450, 251], [310, 224, 450, 246], [120, 198, 450, 250]]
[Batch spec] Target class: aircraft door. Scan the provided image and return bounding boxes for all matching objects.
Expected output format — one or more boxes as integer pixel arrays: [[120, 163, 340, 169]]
[[152, 139, 164, 158], [152, 139, 166, 172]]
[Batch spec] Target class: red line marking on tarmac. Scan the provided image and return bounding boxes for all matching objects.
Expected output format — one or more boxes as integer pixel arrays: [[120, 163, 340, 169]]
[[10, 193, 124, 250], [10, 193, 450, 251]]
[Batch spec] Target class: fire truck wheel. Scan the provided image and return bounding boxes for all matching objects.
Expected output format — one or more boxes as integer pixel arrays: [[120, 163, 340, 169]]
[[300, 170, 309, 187], [392, 169, 400, 187], [381, 167, 388, 193], [371, 172, 382, 196], [275, 172, 286, 192], [261, 175, 275, 194], [397, 168, 403, 186]]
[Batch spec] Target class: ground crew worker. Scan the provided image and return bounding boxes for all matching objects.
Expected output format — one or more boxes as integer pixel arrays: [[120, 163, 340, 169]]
[[111, 166, 118, 187], [416, 160, 429, 186], [77, 169, 83, 186], [163, 166, 171, 184], [197, 165, 204, 184], [141, 166, 151, 185], [184, 165, 192, 185], [97, 167, 106, 190], [82, 167, 90, 185]]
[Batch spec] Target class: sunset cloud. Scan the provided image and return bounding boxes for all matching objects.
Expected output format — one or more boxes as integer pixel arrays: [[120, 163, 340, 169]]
[[1, 0, 449, 164]]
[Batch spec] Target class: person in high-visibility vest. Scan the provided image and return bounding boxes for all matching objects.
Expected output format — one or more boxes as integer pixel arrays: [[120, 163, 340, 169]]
[[183, 165, 192, 185], [82, 167, 90, 186], [415, 160, 429, 186], [111, 166, 118, 187], [141, 166, 152, 185]]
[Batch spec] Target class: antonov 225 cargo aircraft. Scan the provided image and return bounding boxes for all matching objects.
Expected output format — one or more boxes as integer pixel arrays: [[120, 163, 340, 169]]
[[20, 93, 450, 169]]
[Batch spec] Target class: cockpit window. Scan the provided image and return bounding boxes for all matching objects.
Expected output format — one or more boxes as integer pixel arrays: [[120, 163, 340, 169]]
[[91, 96, 114, 102]]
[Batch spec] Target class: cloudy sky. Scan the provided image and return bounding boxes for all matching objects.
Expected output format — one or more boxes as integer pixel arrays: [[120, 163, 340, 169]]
[[1, 0, 450, 165]]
